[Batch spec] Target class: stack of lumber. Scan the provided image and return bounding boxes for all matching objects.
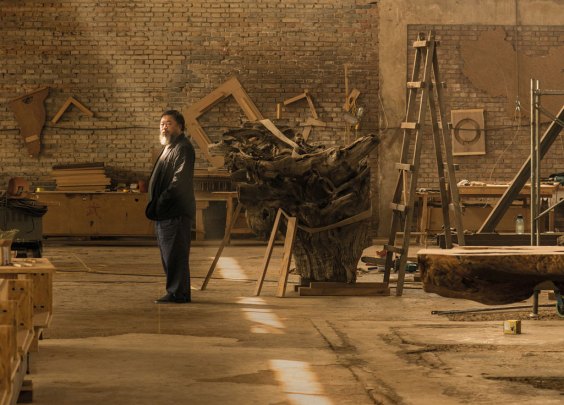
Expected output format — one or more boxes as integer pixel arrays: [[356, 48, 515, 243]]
[[51, 162, 110, 191]]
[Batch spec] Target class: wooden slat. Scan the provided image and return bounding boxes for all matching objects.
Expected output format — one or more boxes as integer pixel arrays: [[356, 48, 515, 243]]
[[308, 282, 388, 288], [407, 81, 424, 89], [389, 203, 407, 213], [400, 122, 418, 129], [299, 284, 390, 296], [395, 163, 414, 172], [276, 217, 298, 298], [259, 119, 300, 150], [283, 92, 307, 106], [254, 208, 283, 296], [413, 40, 429, 48]]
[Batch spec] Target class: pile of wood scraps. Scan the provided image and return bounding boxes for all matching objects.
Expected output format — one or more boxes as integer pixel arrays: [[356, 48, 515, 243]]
[[51, 162, 110, 191]]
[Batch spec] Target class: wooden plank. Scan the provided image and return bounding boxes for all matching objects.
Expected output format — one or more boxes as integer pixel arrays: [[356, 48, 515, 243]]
[[232, 87, 264, 121], [183, 76, 263, 168], [305, 91, 319, 119], [283, 92, 307, 106], [301, 126, 312, 142], [7, 87, 49, 158], [299, 285, 390, 296], [308, 282, 388, 288], [184, 117, 225, 168], [276, 216, 298, 298], [259, 119, 300, 150], [254, 208, 283, 296], [51, 96, 94, 124]]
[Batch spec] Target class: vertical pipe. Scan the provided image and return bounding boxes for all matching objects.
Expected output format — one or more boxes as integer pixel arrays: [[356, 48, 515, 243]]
[[534, 80, 541, 246], [530, 79, 540, 246], [530, 79, 536, 246]]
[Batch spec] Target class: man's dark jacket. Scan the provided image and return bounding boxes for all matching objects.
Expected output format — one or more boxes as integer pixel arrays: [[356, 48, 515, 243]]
[[145, 134, 196, 221]]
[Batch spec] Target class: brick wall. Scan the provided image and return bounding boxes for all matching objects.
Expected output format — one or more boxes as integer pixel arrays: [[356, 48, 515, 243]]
[[0, 0, 380, 195], [406, 25, 564, 189]]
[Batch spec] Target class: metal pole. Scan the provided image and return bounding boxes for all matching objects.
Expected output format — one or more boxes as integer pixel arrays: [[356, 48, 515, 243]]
[[530, 79, 540, 246], [534, 80, 541, 246]]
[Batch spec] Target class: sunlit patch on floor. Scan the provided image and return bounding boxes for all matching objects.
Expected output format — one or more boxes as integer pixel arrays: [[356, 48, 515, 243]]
[[217, 257, 248, 281], [270, 359, 333, 405]]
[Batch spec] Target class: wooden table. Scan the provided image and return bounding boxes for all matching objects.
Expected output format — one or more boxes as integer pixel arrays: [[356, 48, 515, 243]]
[[416, 183, 561, 239], [33, 191, 251, 241]]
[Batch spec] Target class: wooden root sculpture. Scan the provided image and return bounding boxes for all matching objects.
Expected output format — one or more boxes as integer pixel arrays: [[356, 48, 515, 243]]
[[215, 124, 379, 283], [418, 246, 564, 305]]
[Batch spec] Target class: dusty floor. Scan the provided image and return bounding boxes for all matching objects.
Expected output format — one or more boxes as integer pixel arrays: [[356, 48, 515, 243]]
[[28, 239, 564, 404]]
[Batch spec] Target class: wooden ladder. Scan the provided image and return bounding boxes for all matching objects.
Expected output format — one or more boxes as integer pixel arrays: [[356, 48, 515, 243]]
[[383, 30, 465, 296]]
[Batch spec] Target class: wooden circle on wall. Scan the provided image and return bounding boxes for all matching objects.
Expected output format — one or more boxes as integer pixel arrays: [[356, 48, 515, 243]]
[[454, 118, 481, 145]]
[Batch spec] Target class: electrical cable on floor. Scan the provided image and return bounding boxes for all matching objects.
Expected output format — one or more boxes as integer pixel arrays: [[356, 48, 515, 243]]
[[58, 255, 285, 283], [431, 304, 554, 315]]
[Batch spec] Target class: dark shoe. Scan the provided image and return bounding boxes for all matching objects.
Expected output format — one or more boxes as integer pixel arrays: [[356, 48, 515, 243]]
[[154, 293, 191, 304]]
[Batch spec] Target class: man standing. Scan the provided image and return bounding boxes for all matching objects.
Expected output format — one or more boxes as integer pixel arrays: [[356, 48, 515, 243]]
[[146, 110, 196, 303]]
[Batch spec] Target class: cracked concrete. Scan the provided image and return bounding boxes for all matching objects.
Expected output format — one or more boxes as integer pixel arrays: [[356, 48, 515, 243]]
[[28, 241, 564, 404]]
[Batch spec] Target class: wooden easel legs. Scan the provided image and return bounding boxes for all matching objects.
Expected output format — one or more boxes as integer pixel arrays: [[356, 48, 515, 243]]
[[202, 206, 297, 298], [254, 209, 297, 297], [200, 203, 243, 290]]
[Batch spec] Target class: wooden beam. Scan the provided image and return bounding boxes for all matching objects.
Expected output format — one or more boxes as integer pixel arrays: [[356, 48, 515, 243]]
[[259, 119, 300, 150], [254, 208, 283, 296], [479, 105, 564, 233], [183, 76, 264, 168], [276, 216, 298, 297], [51, 96, 94, 124], [283, 92, 307, 106]]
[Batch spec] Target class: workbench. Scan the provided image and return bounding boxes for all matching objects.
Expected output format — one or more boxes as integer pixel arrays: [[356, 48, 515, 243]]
[[417, 183, 561, 238], [31, 191, 250, 240]]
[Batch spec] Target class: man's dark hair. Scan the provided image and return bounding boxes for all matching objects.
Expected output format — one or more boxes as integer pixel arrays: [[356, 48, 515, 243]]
[[161, 109, 186, 131]]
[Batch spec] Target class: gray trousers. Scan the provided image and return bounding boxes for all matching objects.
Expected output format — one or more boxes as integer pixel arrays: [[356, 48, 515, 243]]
[[155, 216, 192, 299]]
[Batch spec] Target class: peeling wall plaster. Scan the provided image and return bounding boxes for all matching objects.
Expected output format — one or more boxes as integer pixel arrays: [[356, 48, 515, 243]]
[[461, 27, 564, 118]]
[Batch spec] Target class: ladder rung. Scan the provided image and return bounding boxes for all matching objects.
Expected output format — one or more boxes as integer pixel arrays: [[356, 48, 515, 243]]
[[413, 40, 429, 48], [384, 245, 404, 254], [401, 122, 418, 130], [407, 81, 424, 89], [389, 203, 407, 213], [395, 163, 414, 172], [438, 122, 453, 130]]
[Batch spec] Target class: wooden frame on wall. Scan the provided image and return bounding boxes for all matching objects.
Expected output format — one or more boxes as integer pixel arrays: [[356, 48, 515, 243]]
[[451, 108, 486, 156], [183, 77, 264, 168]]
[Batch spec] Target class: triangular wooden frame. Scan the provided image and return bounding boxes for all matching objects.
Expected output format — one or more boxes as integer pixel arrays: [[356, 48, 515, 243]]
[[51, 96, 94, 124]]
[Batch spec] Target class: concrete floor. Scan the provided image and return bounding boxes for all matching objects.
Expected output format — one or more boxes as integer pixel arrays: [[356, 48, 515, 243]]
[[28, 239, 564, 404]]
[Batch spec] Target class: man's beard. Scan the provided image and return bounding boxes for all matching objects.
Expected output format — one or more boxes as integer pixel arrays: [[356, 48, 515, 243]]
[[159, 132, 171, 146]]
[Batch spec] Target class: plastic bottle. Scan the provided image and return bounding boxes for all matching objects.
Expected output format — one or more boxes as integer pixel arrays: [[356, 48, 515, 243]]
[[515, 214, 525, 234]]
